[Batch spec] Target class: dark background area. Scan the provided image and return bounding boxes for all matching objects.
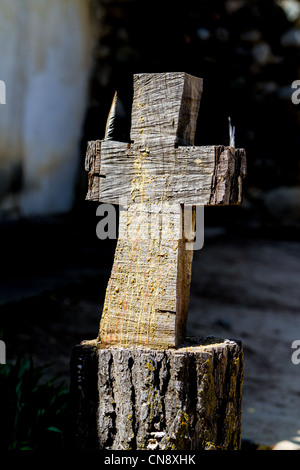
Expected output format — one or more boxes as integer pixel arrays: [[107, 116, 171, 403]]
[[83, 0, 300, 189], [79, 0, 300, 233], [1, 0, 300, 450]]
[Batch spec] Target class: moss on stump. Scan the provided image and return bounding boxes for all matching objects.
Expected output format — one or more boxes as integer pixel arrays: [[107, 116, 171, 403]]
[[65, 336, 243, 450]]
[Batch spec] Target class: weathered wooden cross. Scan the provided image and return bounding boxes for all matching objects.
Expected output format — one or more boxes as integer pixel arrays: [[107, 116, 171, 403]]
[[67, 73, 246, 450], [85, 72, 246, 349]]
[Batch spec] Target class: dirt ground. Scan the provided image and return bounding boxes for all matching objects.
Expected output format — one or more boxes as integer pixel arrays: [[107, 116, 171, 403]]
[[189, 234, 300, 448], [1, 212, 300, 449]]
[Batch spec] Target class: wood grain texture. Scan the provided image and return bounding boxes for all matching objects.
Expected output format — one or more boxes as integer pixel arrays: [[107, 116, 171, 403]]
[[99, 202, 194, 348], [66, 337, 244, 450], [85, 140, 246, 206], [84, 72, 246, 348], [130, 72, 202, 146]]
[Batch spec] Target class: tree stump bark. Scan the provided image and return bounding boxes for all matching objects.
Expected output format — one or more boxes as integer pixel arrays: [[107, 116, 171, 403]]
[[65, 337, 243, 451]]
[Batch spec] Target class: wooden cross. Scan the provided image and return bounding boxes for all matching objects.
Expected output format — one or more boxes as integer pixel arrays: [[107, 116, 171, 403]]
[[85, 72, 246, 349]]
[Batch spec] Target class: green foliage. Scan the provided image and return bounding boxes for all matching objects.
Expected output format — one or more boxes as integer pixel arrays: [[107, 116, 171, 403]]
[[0, 355, 68, 450]]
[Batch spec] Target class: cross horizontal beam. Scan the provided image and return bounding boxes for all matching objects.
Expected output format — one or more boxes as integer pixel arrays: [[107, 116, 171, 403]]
[[86, 140, 246, 206]]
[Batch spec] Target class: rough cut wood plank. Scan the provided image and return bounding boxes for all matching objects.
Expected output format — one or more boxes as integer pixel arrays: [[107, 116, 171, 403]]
[[84, 72, 246, 349], [85, 140, 246, 206], [85, 140, 101, 202], [99, 202, 194, 348], [209, 146, 247, 205], [130, 72, 203, 146], [65, 337, 244, 450]]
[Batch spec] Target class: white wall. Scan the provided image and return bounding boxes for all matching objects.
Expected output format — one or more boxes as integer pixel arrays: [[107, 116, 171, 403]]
[[0, 0, 95, 217]]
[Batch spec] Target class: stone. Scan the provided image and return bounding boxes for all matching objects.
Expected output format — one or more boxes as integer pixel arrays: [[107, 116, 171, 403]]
[[197, 28, 211, 41], [252, 42, 273, 66], [225, 0, 247, 15], [278, 0, 300, 22], [240, 29, 262, 43], [262, 186, 300, 226], [272, 440, 300, 450], [281, 27, 300, 47]]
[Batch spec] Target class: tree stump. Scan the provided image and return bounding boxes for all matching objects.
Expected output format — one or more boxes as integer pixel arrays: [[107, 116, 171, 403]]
[[65, 337, 243, 450]]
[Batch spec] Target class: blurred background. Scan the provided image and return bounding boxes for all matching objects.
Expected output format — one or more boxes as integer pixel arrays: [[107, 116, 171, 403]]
[[0, 0, 300, 451]]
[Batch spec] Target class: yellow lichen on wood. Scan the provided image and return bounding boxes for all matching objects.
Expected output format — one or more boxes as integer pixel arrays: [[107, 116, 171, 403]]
[[90, 72, 246, 349], [98, 200, 184, 348]]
